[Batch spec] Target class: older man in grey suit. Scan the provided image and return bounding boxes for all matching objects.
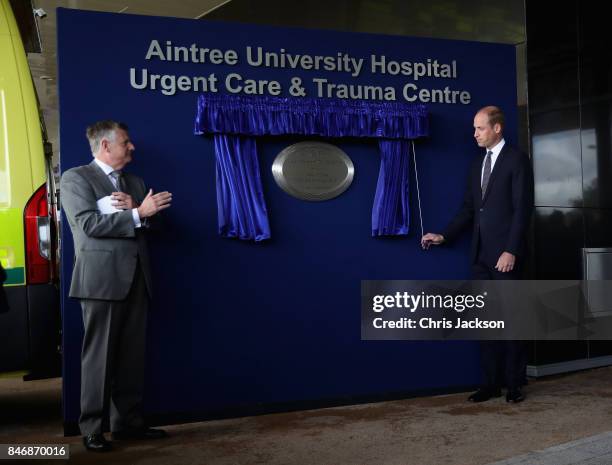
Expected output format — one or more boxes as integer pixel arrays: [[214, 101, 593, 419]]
[[61, 121, 172, 452]]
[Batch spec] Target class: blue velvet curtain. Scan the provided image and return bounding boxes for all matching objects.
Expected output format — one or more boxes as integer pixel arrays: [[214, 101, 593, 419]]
[[214, 134, 271, 242], [195, 95, 428, 139], [372, 140, 411, 236], [195, 95, 429, 241]]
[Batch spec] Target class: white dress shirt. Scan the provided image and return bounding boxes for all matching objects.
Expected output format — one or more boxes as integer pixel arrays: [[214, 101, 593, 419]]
[[94, 158, 141, 227]]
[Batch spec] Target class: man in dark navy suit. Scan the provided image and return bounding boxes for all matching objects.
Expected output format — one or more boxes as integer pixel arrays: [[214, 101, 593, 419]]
[[421, 106, 534, 403]]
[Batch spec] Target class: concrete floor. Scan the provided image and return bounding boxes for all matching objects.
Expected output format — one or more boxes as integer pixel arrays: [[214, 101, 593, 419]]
[[2, 368, 612, 464]]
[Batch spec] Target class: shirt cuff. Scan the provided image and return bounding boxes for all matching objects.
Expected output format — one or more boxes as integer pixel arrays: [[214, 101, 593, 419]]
[[131, 208, 142, 228]]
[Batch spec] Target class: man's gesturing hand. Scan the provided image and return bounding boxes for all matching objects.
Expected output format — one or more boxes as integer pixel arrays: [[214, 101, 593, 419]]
[[137, 189, 172, 218], [111, 192, 136, 210]]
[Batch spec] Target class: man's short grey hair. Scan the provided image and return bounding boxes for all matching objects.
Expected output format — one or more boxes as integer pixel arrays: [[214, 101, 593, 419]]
[[86, 120, 129, 155]]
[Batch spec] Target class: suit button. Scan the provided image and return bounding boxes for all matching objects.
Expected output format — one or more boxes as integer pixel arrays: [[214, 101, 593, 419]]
[[479, 208, 483, 212]]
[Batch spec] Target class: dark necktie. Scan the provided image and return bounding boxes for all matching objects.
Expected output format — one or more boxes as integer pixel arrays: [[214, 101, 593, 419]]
[[481, 151, 493, 199]]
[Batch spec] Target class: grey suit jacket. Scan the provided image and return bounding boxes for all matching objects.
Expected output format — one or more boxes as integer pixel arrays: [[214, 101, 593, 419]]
[[61, 160, 153, 300]]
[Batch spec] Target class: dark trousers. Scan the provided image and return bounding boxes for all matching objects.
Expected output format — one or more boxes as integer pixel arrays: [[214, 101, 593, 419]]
[[79, 265, 148, 435], [472, 260, 526, 390]]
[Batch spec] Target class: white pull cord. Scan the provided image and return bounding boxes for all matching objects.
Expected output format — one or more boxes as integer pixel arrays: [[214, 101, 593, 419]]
[[411, 140, 424, 238]]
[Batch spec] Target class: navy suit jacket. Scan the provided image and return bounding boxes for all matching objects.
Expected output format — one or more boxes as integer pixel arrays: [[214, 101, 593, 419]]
[[442, 143, 534, 268]]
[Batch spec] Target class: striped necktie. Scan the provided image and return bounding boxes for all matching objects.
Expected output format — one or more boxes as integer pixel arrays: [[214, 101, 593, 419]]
[[481, 151, 493, 199], [110, 170, 126, 192]]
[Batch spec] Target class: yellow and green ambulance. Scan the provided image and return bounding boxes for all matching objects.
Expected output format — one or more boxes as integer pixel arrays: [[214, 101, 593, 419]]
[[0, 0, 60, 379]]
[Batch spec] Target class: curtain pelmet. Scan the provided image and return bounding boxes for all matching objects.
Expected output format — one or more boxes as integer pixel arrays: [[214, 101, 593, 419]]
[[195, 95, 428, 140]]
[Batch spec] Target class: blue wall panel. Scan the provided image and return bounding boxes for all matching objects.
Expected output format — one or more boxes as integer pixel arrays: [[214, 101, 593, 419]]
[[57, 9, 517, 423]]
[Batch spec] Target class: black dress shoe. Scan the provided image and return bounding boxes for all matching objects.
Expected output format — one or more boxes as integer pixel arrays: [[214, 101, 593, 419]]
[[112, 427, 168, 440], [468, 388, 502, 402], [83, 433, 112, 452], [506, 388, 525, 403]]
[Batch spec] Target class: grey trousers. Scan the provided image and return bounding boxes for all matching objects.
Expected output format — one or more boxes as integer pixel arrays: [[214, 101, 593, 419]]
[[78, 266, 148, 435]]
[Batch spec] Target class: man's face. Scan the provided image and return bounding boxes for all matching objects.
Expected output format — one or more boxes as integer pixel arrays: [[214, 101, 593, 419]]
[[473, 112, 501, 149], [101, 128, 135, 170]]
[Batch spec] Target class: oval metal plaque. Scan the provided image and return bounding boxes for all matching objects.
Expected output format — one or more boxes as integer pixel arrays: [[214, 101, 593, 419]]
[[271, 142, 354, 201]]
